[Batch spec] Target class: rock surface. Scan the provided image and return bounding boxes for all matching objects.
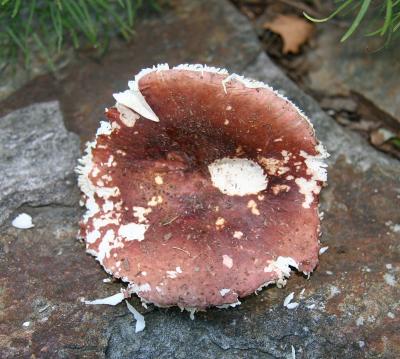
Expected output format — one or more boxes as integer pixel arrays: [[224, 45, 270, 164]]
[[305, 26, 400, 126], [1, 1, 399, 358], [0, 102, 80, 226]]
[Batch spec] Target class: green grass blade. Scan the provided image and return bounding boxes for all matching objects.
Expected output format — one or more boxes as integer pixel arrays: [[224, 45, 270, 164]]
[[303, 0, 354, 23], [33, 33, 56, 73], [381, 0, 393, 35], [11, 0, 21, 17], [341, 0, 372, 42]]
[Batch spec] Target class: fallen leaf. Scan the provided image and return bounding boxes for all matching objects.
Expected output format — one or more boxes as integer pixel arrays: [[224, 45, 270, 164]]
[[264, 14, 314, 54], [370, 127, 396, 146]]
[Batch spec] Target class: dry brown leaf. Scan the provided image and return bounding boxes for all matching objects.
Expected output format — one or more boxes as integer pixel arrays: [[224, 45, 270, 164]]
[[264, 14, 314, 54]]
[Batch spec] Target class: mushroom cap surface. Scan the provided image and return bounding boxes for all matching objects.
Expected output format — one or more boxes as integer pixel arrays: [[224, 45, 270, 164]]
[[77, 64, 328, 309]]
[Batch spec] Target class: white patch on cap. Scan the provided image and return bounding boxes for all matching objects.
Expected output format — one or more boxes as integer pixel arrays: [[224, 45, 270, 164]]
[[118, 223, 149, 241], [247, 200, 260, 215], [220, 288, 231, 296], [264, 256, 298, 278], [147, 195, 163, 207], [215, 217, 226, 230], [86, 230, 101, 244], [208, 157, 268, 196], [133, 206, 152, 223], [154, 175, 164, 185], [116, 103, 139, 127], [258, 157, 287, 176], [12, 213, 34, 229], [300, 149, 328, 182], [272, 184, 291, 195], [113, 83, 159, 122], [97, 229, 124, 262], [233, 231, 243, 239], [295, 177, 320, 209], [166, 267, 182, 279], [222, 254, 233, 269], [102, 200, 114, 212], [294, 148, 329, 208], [129, 283, 151, 293]]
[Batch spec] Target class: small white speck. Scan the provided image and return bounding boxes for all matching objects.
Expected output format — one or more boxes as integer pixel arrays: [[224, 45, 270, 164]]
[[102, 278, 112, 283], [356, 316, 364, 326], [220, 288, 231, 297], [233, 231, 243, 239], [358, 341, 365, 348], [383, 273, 396, 287], [385, 263, 392, 270], [155, 175, 164, 185], [328, 285, 341, 298], [326, 271, 333, 275], [387, 312, 395, 319], [12, 213, 34, 229], [22, 321, 31, 327], [222, 255, 233, 269], [286, 302, 299, 310], [319, 246, 329, 255], [306, 304, 315, 309]]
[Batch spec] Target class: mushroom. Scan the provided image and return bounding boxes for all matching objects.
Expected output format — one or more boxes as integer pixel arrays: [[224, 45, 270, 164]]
[[76, 64, 328, 310]]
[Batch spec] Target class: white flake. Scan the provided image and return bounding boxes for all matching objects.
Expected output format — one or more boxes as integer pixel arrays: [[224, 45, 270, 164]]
[[116, 103, 139, 127], [84, 292, 124, 305], [286, 302, 299, 309], [283, 292, 295, 307], [113, 79, 159, 122], [233, 231, 243, 239], [12, 213, 34, 229], [125, 300, 146, 333], [319, 246, 329, 255]]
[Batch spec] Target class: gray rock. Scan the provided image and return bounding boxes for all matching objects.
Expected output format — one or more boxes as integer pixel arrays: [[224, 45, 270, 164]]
[[0, 102, 80, 226], [305, 27, 400, 126]]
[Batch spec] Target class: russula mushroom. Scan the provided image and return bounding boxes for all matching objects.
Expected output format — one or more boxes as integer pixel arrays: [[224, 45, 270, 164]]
[[77, 64, 328, 311]]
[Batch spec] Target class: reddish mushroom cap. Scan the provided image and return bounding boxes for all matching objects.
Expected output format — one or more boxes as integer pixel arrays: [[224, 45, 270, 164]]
[[77, 64, 328, 310]]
